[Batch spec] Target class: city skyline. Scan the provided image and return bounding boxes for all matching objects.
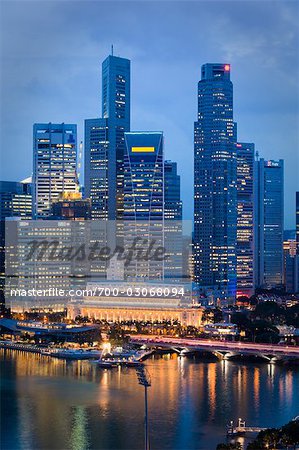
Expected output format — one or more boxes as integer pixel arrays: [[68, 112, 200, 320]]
[[1, 1, 298, 228]]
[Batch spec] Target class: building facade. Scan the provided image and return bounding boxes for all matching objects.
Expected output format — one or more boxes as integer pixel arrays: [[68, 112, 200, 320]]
[[85, 55, 130, 220], [0, 180, 32, 303], [33, 123, 78, 218], [236, 143, 255, 297], [255, 159, 284, 288], [193, 63, 237, 300], [123, 132, 164, 280]]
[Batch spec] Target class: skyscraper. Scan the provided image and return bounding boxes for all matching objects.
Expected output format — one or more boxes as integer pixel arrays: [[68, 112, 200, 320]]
[[193, 63, 237, 300], [84, 118, 109, 220], [33, 123, 78, 218], [164, 160, 182, 220], [85, 55, 130, 220], [123, 132, 164, 221], [296, 192, 299, 252], [123, 132, 164, 280], [236, 143, 255, 297], [164, 160, 183, 281], [255, 159, 284, 288]]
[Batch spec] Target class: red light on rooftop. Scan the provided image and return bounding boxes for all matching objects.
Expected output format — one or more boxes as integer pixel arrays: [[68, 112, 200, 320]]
[[224, 64, 230, 71], [236, 143, 242, 148]]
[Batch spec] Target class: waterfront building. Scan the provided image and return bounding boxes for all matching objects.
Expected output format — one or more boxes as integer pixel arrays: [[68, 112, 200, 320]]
[[84, 55, 130, 220], [255, 159, 284, 288], [236, 143, 255, 297], [5, 218, 91, 312], [297, 192, 299, 251], [33, 123, 78, 218], [67, 281, 202, 327], [193, 63, 237, 301]]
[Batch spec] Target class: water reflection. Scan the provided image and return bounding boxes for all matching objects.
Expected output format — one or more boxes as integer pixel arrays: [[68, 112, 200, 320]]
[[1, 349, 299, 450]]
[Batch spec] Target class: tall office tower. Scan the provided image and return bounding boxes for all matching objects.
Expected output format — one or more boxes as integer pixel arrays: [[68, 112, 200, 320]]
[[0, 180, 32, 303], [164, 161, 182, 220], [236, 143, 255, 297], [84, 118, 109, 220], [123, 132, 164, 280], [33, 123, 78, 218], [193, 63, 237, 300], [255, 159, 284, 288], [164, 160, 183, 281], [85, 55, 130, 220]]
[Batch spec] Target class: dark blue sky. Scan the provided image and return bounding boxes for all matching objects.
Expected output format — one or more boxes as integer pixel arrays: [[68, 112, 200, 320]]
[[0, 0, 298, 228]]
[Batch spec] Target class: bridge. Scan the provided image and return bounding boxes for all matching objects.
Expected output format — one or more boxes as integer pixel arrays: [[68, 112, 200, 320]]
[[129, 335, 299, 362]]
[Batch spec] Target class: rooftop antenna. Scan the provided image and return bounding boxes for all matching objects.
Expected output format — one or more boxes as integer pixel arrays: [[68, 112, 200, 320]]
[[111, 44, 114, 56], [255, 150, 259, 161]]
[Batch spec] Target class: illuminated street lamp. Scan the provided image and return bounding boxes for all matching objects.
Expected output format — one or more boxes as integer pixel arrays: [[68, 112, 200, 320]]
[[136, 365, 151, 450]]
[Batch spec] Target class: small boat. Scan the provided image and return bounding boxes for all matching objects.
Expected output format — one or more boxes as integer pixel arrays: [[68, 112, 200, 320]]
[[49, 348, 102, 359], [96, 360, 118, 368]]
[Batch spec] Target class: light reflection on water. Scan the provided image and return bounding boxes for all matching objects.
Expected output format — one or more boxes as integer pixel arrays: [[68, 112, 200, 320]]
[[1, 349, 299, 450]]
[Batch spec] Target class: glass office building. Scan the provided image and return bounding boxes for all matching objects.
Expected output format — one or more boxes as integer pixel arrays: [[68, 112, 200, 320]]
[[193, 63, 237, 300], [33, 123, 78, 218], [85, 55, 130, 220], [236, 143, 255, 297], [255, 159, 284, 288]]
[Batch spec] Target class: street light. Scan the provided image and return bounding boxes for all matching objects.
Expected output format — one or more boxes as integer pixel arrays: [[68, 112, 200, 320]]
[[136, 364, 151, 450]]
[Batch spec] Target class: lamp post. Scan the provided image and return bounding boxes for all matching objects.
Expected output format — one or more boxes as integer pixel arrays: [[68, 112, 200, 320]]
[[136, 364, 151, 450]]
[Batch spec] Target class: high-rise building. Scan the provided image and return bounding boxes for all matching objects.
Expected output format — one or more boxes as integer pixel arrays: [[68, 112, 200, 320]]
[[0, 179, 32, 303], [85, 55, 130, 220], [123, 132, 164, 280], [164, 161, 183, 281], [0, 180, 32, 220], [255, 159, 284, 288], [164, 160, 182, 220], [296, 192, 299, 252], [123, 132, 164, 221], [84, 118, 109, 220], [33, 123, 78, 218], [236, 143, 255, 297], [193, 63, 237, 300]]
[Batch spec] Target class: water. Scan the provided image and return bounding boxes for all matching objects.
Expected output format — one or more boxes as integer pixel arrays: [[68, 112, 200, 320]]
[[1, 349, 298, 450]]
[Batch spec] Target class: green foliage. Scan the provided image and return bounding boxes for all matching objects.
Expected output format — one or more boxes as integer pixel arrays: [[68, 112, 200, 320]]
[[246, 419, 299, 449]]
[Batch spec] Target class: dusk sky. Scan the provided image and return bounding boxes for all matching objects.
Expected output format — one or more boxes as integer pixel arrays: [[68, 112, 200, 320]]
[[0, 0, 298, 228]]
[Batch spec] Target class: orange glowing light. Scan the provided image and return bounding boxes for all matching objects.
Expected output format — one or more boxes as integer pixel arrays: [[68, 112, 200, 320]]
[[224, 65, 230, 71]]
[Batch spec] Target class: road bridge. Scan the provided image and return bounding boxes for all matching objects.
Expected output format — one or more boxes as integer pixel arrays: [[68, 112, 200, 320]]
[[129, 335, 299, 362]]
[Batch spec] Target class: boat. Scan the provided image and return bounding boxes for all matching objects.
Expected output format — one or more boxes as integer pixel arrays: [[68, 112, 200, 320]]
[[95, 347, 152, 368], [47, 348, 102, 359]]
